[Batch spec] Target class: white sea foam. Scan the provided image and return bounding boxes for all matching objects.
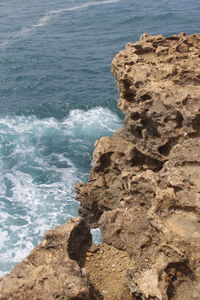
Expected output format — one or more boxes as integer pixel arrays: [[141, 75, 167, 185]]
[[0, 107, 121, 276]]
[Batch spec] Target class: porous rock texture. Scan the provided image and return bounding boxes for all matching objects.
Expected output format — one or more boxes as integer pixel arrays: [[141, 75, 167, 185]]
[[2, 32, 200, 300], [0, 217, 98, 300], [77, 33, 200, 299]]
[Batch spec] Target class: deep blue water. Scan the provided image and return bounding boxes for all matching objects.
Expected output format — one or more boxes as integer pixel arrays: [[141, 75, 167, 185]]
[[0, 0, 200, 276]]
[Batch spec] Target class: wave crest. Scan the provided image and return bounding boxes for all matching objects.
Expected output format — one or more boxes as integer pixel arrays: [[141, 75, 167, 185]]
[[0, 107, 121, 276]]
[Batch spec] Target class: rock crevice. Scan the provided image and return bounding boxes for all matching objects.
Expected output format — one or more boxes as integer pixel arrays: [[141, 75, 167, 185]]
[[2, 33, 200, 300], [0, 218, 98, 300], [77, 33, 200, 299]]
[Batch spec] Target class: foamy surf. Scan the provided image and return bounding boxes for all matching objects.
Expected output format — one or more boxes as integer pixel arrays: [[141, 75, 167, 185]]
[[0, 107, 121, 276]]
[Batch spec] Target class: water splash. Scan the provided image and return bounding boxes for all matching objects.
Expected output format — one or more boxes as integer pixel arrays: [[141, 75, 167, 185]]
[[0, 107, 121, 276]]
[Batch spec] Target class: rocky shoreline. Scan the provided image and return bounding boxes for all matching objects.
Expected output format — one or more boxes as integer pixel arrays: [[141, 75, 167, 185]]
[[1, 32, 200, 299]]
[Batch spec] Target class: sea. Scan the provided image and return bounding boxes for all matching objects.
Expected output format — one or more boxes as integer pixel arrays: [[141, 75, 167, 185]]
[[0, 0, 199, 277]]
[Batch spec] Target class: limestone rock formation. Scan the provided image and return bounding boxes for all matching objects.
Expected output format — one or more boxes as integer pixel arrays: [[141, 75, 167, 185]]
[[2, 32, 200, 300], [77, 33, 200, 299], [0, 217, 97, 300]]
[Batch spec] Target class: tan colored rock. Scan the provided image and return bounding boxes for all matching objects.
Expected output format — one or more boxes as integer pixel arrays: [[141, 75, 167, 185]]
[[0, 217, 97, 300], [84, 243, 133, 300], [112, 32, 200, 162], [77, 33, 200, 299]]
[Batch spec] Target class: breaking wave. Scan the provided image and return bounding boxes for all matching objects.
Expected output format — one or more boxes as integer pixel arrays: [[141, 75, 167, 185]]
[[0, 107, 121, 276]]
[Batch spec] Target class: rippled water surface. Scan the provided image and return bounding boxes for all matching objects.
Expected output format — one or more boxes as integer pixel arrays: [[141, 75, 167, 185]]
[[0, 0, 200, 276]]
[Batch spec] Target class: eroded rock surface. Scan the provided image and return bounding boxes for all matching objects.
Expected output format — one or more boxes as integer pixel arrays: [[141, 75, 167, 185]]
[[113, 32, 200, 162], [2, 33, 200, 300], [0, 217, 97, 300], [77, 33, 200, 299]]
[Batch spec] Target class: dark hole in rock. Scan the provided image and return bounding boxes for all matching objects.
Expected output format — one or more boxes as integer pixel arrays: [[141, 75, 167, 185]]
[[94, 152, 113, 172], [133, 45, 145, 55], [188, 114, 200, 138], [124, 92, 136, 102], [175, 111, 184, 128], [165, 262, 195, 300], [188, 131, 200, 138], [130, 125, 143, 139], [116, 229, 121, 235], [68, 221, 92, 265], [145, 157, 163, 172], [130, 112, 141, 120], [140, 93, 152, 101], [193, 114, 200, 131], [181, 160, 200, 167], [175, 76, 200, 86], [130, 149, 145, 166], [158, 137, 179, 156], [131, 148, 163, 171], [141, 118, 160, 137], [158, 142, 171, 156], [169, 185, 183, 192], [140, 244, 148, 249], [183, 40, 193, 47], [128, 61, 135, 66], [167, 36, 181, 41], [122, 79, 132, 90], [182, 97, 189, 106], [152, 40, 166, 47], [122, 79, 137, 101]]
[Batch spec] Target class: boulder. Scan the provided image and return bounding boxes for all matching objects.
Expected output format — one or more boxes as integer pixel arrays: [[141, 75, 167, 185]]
[[0, 217, 97, 300]]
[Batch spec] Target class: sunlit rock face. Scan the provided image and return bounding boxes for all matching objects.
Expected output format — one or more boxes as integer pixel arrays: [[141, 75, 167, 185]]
[[77, 33, 200, 299], [0, 217, 96, 300]]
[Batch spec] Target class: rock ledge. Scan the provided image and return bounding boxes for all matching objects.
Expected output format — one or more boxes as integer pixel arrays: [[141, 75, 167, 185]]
[[2, 33, 200, 300], [77, 33, 200, 300]]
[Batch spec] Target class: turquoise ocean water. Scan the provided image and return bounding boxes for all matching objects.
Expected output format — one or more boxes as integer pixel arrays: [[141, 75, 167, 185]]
[[0, 0, 200, 276]]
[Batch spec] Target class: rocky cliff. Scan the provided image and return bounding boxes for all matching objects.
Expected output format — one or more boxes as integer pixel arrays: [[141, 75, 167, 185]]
[[0, 217, 100, 300], [1, 32, 200, 300], [77, 32, 200, 299]]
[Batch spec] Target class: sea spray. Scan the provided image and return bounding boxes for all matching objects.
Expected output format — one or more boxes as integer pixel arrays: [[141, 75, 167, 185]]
[[0, 107, 121, 276]]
